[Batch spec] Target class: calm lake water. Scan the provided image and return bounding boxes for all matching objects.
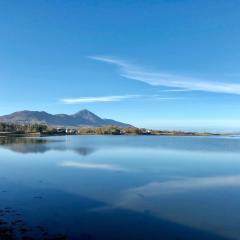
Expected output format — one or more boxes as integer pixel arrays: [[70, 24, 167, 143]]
[[0, 135, 240, 239]]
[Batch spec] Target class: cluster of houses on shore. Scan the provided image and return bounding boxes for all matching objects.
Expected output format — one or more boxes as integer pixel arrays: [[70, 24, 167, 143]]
[[56, 127, 153, 135], [56, 128, 77, 135]]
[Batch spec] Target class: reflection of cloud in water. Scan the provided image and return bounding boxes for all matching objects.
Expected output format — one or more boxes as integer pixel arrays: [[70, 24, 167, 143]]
[[120, 175, 240, 203], [115, 176, 240, 240], [60, 161, 125, 171], [0, 137, 97, 156]]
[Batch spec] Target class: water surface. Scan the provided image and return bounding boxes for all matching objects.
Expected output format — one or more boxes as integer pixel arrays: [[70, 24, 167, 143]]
[[0, 135, 239, 239]]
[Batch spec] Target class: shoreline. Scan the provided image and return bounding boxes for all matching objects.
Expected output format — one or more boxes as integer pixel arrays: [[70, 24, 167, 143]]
[[0, 132, 221, 137], [0, 123, 224, 137]]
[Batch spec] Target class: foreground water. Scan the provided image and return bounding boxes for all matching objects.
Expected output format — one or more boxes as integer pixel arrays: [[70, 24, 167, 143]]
[[0, 135, 240, 239]]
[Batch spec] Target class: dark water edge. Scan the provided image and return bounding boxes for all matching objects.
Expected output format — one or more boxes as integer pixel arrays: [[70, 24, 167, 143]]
[[0, 181, 231, 240]]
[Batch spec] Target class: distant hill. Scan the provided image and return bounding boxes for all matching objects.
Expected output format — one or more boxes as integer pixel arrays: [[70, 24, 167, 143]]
[[0, 109, 133, 128]]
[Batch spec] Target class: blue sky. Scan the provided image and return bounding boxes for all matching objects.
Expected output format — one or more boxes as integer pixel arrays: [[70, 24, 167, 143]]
[[1, 0, 240, 131]]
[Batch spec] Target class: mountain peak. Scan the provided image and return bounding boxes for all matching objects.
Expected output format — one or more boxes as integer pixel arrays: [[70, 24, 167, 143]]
[[74, 109, 93, 115], [0, 109, 133, 128], [72, 109, 103, 124]]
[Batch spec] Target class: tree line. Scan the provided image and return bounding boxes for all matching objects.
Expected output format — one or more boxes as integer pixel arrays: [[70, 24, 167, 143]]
[[0, 123, 48, 133]]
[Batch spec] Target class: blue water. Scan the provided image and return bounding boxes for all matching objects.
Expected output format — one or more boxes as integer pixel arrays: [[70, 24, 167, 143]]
[[0, 135, 240, 239]]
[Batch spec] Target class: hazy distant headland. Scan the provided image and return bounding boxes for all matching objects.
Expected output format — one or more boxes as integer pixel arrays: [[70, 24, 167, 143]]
[[0, 109, 218, 137]]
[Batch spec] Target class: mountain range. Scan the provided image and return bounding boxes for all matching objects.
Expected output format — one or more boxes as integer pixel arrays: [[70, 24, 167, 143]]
[[0, 109, 132, 128]]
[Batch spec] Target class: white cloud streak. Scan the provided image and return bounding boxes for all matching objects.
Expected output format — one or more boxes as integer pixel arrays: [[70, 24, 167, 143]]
[[61, 95, 178, 104], [162, 89, 192, 92], [90, 56, 240, 95], [61, 95, 139, 104]]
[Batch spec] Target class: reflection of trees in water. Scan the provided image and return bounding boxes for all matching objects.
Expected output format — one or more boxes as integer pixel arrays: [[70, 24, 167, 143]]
[[0, 137, 49, 145], [0, 137, 97, 156], [0, 137, 51, 154]]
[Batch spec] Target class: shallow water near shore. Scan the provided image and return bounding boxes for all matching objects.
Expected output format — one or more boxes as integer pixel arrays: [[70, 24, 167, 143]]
[[0, 135, 240, 239]]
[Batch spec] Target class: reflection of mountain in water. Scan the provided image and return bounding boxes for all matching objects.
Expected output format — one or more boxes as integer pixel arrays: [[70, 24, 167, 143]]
[[72, 136, 240, 153], [74, 147, 97, 156], [0, 137, 97, 156], [2, 135, 239, 156]]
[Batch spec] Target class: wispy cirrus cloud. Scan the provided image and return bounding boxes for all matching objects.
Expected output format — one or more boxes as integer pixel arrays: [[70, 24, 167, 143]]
[[61, 95, 139, 104], [90, 56, 240, 95], [61, 95, 178, 104], [162, 89, 192, 92]]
